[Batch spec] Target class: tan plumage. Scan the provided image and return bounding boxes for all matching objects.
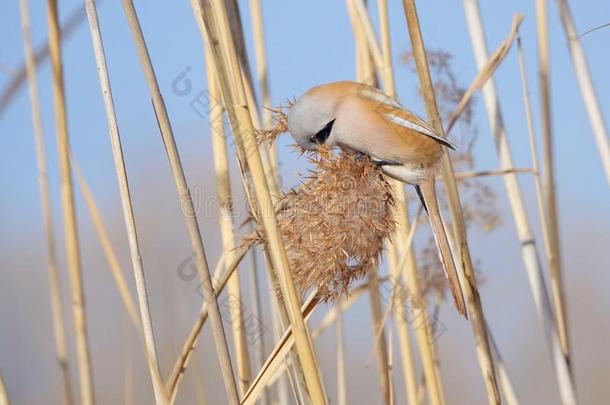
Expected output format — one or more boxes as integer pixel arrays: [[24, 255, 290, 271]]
[[288, 80, 468, 317]]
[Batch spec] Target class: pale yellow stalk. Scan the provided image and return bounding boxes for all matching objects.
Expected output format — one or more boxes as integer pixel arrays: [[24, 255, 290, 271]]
[[348, 3, 392, 403], [120, 1, 239, 402], [536, 0, 571, 365], [248, 0, 281, 187], [71, 161, 140, 329], [192, 1, 327, 403], [349, 2, 447, 403], [0, 372, 9, 405], [463, 3, 576, 404], [83, 1, 173, 401], [18, 1, 74, 403], [554, 0, 610, 184], [336, 314, 347, 405], [401, 1, 500, 403], [166, 247, 249, 402], [205, 47, 252, 395], [46, 1, 95, 403]]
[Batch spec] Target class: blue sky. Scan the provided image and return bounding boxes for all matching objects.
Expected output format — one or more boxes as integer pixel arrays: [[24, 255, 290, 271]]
[[1, 1, 609, 229], [1, 1, 609, 403]]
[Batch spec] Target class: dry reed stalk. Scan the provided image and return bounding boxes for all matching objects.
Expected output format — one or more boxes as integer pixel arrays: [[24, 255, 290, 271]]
[[455, 168, 534, 179], [165, 247, 249, 402], [1, 1, 93, 116], [204, 40, 252, 397], [81, 3, 170, 401], [554, 0, 610, 184], [446, 14, 524, 134], [216, 5, 303, 395], [201, 12, 300, 401], [368, 206, 421, 361], [245, 250, 271, 405], [0, 373, 8, 405], [347, 4, 394, 404], [209, 1, 310, 401], [240, 293, 320, 405], [347, 0, 375, 86], [336, 314, 348, 405], [71, 160, 140, 329], [462, 2, 576, 404], [18, 1, 74, 404], [249, 0, 281, 185], [120, 1, 239, 403], [535, 0, 571, 363], [375, 2, 422, 403], [487, 328, 520, 405], [246, 0, 281, 189], [515, 32, 578, 405], [346, 4, 396, 403], [367, 268, 393, 405], [192, 2, 327, 403], [349, 2, 448, 403], [312, 284, 370, 339], [123, 317, 134, 405], [46, 1, 95, 403], [516, 34, 553, 271], [245, 5, 280, 398], [401, 1, 501, 403]]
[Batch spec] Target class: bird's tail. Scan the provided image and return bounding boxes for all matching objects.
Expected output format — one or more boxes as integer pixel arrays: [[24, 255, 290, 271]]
[[417, 177, 468, 318]]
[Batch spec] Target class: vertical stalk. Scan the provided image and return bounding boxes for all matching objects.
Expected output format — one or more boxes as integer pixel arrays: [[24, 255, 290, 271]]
[[192, 1, 327, 403], [350, 2, 392, 403], [554, 0, 610, 185], [336, 315, 348, 405], [120, 1, 239, 403], [462, 1, 576, 404], [487, 328, 520, 405], [348, 1, 448, 402], [83, 1, 171, 402], [204, 48, 252, 395], [367, 269, 393, 405], [71, 160, 140, 330], [516, 35, 553, 263], [401, 1, 500, 404], [245, 4, 282, 398], [377, 1, 446, 403], [0, 372, 9, 405], [215, 1, 308, 399], [46, 1, 95, 403], [246, 250, 271, 405], [536, 0, 570, 361], [248, 0, 281, 187], [18, 1, 74, 404]]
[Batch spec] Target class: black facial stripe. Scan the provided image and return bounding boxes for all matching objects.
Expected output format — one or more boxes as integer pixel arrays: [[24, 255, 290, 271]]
[[312, 118, 336, 144]]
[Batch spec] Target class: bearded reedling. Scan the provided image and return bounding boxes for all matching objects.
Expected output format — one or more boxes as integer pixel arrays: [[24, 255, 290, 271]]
[[287, 81, 467, 317]]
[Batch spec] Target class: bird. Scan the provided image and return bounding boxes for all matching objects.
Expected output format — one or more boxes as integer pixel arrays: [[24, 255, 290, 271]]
[[287, 80, 467, 318]]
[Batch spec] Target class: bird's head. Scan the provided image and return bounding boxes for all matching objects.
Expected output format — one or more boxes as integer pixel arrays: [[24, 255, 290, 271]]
[[287, 84, 340, 151]]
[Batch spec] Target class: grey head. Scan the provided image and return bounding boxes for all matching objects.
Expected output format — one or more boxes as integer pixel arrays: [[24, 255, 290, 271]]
[[287, 87, 337, 150]]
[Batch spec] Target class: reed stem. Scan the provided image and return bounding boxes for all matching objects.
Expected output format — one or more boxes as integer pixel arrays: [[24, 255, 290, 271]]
[[120, 1, 240, 402], [401, 1, 500, 403], [463, 2, 576, 403], [19, 1, 75, 403], [536, 0, 571, 366], [46, 1, 95, 403], [192, 1, 327, 403]]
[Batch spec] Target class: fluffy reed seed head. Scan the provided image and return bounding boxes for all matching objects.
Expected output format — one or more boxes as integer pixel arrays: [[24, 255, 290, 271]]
[[246, 112, 396, 302]]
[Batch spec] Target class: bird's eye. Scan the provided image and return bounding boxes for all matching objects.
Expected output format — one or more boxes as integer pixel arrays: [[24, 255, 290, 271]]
[[311, 118, 336, 145]]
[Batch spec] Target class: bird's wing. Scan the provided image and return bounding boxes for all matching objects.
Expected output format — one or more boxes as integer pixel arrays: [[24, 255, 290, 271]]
[[357, 87, 457, 150]]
